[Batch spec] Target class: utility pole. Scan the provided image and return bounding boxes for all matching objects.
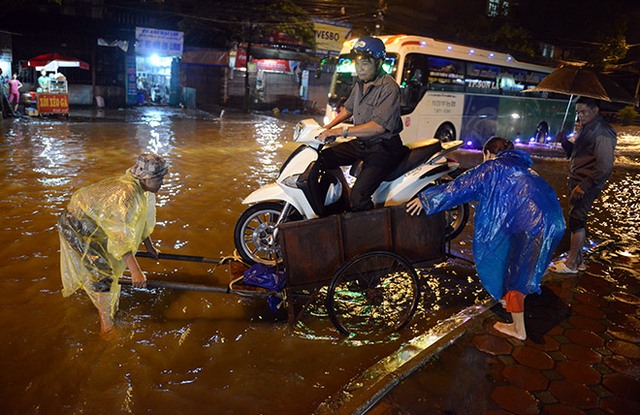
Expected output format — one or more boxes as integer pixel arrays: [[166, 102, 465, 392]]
[[374, 0, 387, 35], [243, 22, 254, 113]]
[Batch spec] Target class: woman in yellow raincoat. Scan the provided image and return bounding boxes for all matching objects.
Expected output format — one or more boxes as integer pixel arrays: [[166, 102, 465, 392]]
[[58, 154, 168, 335]]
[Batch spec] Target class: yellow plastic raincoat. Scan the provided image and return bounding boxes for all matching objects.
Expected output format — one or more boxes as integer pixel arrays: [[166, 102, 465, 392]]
[[58, 170, 156, 316]]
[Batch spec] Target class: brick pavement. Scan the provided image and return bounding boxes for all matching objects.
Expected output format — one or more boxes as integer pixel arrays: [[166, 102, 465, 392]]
[[369, 259, 640, 415]]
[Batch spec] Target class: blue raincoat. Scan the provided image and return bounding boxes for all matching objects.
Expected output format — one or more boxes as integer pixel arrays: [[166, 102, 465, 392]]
[[418, 150, 565, 300]]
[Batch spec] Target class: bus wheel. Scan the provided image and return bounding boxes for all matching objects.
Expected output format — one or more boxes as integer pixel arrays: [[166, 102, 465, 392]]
[[435, 124, 456, 142]]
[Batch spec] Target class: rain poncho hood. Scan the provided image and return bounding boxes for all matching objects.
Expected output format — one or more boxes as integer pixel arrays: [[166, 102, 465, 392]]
[[58, 170, 157, 316], [419, 150, 565, 299]]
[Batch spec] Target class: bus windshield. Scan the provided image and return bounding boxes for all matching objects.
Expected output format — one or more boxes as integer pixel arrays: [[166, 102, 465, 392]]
[[328, 54, 398, 109]]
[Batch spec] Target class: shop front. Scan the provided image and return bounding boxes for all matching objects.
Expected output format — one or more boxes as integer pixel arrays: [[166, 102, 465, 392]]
[[130, 27, 183, 106]]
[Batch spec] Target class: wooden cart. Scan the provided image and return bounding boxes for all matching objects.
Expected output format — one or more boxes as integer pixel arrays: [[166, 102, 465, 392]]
[[279, 204, 445, 335], [134, 204, 446, 336]]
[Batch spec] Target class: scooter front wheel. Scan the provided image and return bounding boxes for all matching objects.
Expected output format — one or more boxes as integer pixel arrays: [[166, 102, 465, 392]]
[[234, 202, 299, 265]]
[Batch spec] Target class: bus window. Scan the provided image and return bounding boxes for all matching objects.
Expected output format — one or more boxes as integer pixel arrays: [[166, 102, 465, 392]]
[[327, 54, 399, 111], [466, 62, 501, 95], [427, 57, 465, 92], [523, 71, 549, 98], [499, 67, 527, 96], [400, 53, 429, 115], [328, 57, 356, 109]]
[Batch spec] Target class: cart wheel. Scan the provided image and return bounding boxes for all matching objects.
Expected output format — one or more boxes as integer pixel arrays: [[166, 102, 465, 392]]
[[326, 251, 420, 336]]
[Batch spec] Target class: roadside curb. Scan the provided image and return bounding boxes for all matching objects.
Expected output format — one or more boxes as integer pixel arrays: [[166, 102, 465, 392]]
[[314, 302, 496, 415]]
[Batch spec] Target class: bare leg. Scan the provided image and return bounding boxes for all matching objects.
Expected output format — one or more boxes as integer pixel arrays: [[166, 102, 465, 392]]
[[94, 292, 114, 334], [565, 228, 586, 270], [494, 312, 527, 340]]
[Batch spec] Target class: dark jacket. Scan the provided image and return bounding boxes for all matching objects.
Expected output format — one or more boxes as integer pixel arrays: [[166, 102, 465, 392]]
[[564, 116, 617, 192]]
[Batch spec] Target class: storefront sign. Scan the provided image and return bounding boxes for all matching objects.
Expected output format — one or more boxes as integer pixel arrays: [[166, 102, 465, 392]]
[[256, 59, 291, 72], [135, 27, 184, 57], [235, 49, 291, 72], [0, 48, 12, 62], [312, 19, 352, 56], [37, 93, 69, 114], [125, 55, 138, 105]]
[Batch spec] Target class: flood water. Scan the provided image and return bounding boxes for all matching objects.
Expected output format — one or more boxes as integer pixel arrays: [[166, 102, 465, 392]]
[[1, 108, 639, 415]]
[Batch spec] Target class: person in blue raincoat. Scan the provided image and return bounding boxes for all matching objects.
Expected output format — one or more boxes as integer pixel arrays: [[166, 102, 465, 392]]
[[406, 137, 565, 340]]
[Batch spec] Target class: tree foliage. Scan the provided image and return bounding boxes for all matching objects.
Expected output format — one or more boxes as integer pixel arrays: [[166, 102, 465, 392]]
[[1, 0, 61, 18], [588, 33, 629, 68], [514, 0, 632, 66], [452, 14, 537, 58], [176, 0, 314, 49]]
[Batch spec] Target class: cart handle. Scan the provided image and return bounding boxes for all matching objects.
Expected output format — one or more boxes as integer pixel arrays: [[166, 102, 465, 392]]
[[136, 251, 229, 265], [118, 278, 277, 298]]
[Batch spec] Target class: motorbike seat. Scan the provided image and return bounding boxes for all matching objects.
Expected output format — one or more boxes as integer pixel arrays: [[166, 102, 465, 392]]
[[383, 139, 443, 181]]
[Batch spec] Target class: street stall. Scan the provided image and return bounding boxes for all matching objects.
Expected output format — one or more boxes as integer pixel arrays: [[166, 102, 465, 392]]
[[22, 53, 90, 116]]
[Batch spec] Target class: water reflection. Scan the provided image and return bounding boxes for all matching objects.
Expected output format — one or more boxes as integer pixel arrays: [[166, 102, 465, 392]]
[[134, 108, 177, 156]]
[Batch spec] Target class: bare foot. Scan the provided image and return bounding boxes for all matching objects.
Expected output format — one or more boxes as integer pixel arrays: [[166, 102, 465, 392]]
[[99, 316, 115, 339], [493, 321, 526, 340], [99, 325, 120, 340]]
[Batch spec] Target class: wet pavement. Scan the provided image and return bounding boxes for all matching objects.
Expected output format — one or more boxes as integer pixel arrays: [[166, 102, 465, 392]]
[[364, 245, 640, 415]]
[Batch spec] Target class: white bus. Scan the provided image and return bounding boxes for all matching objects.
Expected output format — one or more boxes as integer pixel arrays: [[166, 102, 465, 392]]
[[325, 35, 572, 148]]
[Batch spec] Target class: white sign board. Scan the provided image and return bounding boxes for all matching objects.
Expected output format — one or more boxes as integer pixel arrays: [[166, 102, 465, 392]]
[[135, 27, 184, 57]]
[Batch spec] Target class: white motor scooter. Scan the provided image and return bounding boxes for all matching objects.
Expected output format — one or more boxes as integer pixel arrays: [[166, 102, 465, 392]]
[[234, 118, 469, 265]]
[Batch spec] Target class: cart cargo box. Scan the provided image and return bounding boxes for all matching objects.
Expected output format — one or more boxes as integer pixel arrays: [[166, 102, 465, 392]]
[[279, 204, 446, 289]]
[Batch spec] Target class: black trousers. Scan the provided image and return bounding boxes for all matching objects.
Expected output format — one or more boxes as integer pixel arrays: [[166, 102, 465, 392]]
[[567, 179, 601, 232], [320, 135, 406, 211]]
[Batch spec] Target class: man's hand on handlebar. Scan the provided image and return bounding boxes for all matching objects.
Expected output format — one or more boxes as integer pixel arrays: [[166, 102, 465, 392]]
[[317, 128, 339, 143]]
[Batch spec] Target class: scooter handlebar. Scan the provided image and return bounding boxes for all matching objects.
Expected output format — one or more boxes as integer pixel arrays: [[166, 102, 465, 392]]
[[320, 135, 338, 144]]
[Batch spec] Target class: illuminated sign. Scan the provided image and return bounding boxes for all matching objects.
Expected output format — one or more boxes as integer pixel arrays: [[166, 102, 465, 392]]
[[234, 49, 292, 72], [135, 27, 184, 57]]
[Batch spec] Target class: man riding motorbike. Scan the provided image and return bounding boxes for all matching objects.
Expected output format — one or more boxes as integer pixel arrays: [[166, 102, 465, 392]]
[[317, 36, 407, 211]]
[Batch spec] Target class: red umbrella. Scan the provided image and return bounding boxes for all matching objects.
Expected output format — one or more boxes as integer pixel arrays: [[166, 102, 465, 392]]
[[22, 53, 90, 71]]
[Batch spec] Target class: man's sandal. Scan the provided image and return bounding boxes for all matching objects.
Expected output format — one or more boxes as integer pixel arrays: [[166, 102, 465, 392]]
[[549, 261, 578, 274]]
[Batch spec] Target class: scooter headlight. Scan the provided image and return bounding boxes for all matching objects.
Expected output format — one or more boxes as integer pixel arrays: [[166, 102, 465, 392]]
[[282, 174, 300, 188]]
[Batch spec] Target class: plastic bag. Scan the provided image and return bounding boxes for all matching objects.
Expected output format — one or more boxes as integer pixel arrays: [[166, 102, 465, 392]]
[[243, 264, 285, 291]]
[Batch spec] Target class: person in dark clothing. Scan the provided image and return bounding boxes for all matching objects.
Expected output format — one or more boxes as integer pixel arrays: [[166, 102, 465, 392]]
[[549, 97, 617, 274], [407, 137, 565, 340], [317, 36, 406, 211]]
